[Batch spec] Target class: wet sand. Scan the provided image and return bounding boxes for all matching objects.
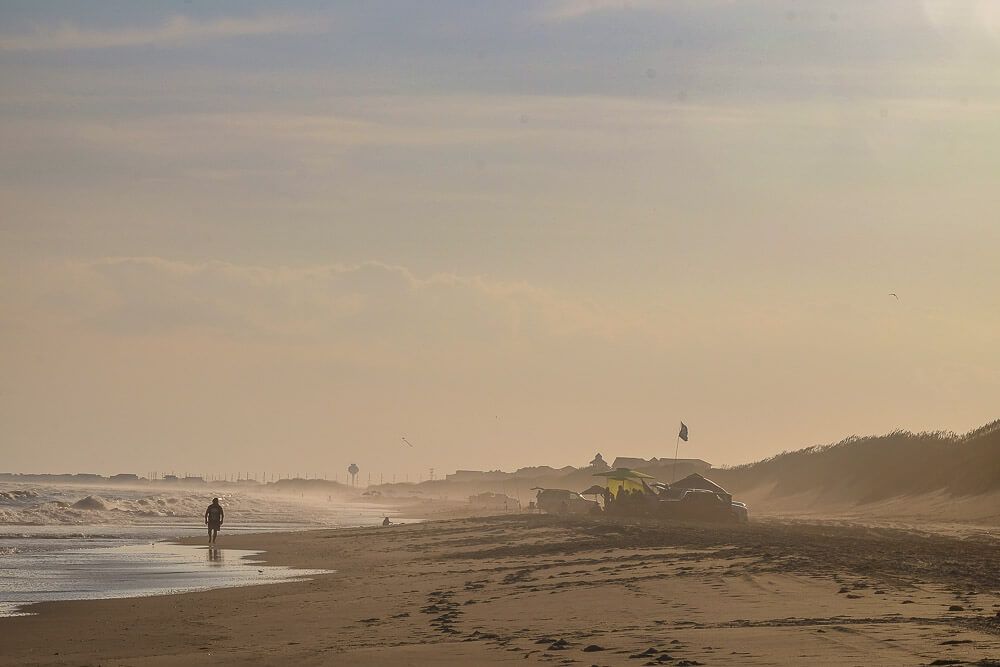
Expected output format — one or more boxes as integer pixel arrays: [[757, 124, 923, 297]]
[[2, 514, 999, 666]]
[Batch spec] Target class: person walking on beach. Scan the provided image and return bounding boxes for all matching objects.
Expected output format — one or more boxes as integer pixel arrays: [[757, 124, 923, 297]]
[[205, 497, 224, 544]]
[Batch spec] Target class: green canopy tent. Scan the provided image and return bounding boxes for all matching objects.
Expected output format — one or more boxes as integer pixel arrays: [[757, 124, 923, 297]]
[[592, 468, 655, 497]]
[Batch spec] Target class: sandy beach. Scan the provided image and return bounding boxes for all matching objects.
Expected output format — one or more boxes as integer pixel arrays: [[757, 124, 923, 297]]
[[2, 514, 999, 666], [6, 1, 1000, 664]]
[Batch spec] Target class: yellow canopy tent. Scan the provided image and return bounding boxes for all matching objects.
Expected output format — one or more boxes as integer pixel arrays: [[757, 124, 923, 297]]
[[592, 468, 655, 497]]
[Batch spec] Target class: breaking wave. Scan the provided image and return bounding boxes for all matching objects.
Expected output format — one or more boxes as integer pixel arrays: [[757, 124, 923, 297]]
[[0, 483, 335, 528], [0, 489, 40, 503]]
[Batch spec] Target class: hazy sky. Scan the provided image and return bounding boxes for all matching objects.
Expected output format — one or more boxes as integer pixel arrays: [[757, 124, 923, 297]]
[[2, 1, 998, 479]]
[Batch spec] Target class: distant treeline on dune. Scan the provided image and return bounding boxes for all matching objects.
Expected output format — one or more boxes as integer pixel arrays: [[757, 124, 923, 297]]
[[711, 419, 1000, 502]]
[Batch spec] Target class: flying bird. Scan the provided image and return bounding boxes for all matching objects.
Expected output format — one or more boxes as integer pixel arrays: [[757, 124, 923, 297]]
[[401, 437, 414, 448], [889, 293, 899, 300]]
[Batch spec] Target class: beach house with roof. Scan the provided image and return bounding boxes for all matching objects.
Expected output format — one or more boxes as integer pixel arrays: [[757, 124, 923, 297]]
[[611, 457, 711, 479]]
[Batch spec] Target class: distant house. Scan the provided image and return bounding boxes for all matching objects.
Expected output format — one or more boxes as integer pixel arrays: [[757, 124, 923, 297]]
[[447, 470, 485, 481], [513, 465, 575, 479], [445, 470, 508, 482], [611, 457, 711, 478], [588, 453, 611, 471], [611, 457, 653, 470]]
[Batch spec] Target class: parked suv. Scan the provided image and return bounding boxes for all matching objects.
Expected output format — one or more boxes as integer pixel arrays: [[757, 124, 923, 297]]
[[535, 488, 599, 515]]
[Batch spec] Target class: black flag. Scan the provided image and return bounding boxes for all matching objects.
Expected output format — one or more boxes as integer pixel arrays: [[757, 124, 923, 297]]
[[678, 422, 689, 442]]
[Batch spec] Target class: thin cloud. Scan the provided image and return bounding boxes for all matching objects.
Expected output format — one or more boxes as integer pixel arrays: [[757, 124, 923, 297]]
[[535, 0, 684, 22], [36, 257, 638, 342], [0, 14, 325, 52]]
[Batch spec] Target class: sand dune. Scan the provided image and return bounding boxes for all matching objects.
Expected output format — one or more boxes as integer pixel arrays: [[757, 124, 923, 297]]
[[715, 420, 1000, 499], [707, 420, 1000, 525]]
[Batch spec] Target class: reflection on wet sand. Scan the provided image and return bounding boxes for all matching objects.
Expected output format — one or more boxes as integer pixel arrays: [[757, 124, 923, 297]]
[[1, 541, 329, 618]]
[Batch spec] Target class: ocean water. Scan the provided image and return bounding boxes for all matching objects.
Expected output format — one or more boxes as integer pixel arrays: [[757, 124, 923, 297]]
[[0, 482, 397, 616]]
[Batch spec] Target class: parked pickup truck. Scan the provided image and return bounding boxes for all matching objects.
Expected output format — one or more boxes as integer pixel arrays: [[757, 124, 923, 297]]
[[659, 489, 748, 523]]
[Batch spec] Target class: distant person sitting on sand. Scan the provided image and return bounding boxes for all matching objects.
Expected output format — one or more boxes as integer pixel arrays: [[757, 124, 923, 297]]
[[205, 498, 224, 544], [382, 516, 391, 527]]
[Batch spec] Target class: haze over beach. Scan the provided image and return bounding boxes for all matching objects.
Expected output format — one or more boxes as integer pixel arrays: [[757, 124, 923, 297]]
[[2, 1, 999, 665], [3, 1, 999, 478]]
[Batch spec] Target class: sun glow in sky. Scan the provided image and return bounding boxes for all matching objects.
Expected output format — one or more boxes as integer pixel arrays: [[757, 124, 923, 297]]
[[2, 1, 998, 477]]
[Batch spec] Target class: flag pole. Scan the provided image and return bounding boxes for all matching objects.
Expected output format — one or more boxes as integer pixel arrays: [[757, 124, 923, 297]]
[[672, 432, 680, 483]]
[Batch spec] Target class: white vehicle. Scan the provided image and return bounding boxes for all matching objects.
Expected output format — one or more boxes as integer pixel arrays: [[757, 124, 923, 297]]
[[730, 501, 750, 523]]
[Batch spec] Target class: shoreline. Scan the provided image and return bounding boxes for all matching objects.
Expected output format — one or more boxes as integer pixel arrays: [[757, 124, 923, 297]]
[[2, 515, 999, 665], [0, 492, 474, 618], [0, 539, 330, 619]]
